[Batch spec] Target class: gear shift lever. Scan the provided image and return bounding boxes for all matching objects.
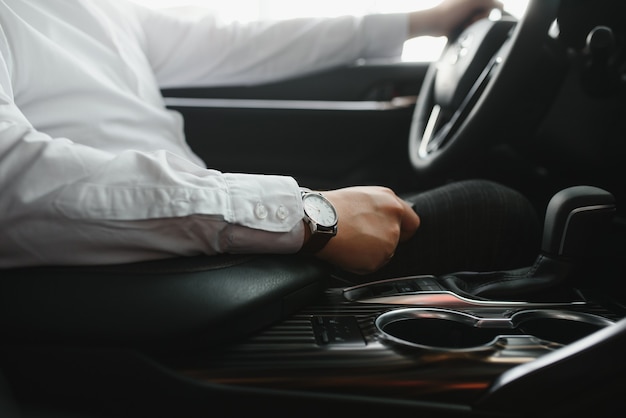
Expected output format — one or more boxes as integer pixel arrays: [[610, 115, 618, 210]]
[[541, 185, 616, 259], [440, 186, 616, 300]]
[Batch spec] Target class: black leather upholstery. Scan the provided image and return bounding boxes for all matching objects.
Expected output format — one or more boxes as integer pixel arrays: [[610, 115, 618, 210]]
[[0, 254, 328, 348]]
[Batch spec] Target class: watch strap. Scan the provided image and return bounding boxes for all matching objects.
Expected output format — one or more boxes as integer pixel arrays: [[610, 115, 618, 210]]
[[299, 225, 333, 254]]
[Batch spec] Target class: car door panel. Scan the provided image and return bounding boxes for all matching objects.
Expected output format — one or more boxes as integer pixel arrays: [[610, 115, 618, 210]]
[[163, 61, 428, 191]]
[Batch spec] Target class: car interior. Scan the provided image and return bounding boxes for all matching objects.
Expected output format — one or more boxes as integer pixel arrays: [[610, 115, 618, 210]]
[[1, 0, 625, 417]]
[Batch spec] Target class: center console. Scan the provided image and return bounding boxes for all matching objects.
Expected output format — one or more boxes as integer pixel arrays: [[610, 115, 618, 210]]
[[158, 185, 625, 416], [166, 275, 622, 406]]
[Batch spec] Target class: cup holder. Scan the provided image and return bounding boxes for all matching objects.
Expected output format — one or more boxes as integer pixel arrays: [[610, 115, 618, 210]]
[[375, 308, 614, 352]]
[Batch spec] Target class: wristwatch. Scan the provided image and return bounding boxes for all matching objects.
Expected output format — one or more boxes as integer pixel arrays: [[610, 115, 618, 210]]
[[300, 189, 338, 254]]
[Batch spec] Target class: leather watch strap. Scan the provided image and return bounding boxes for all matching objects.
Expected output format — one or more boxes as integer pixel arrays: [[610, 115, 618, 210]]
[[299, 226, 333, 254]]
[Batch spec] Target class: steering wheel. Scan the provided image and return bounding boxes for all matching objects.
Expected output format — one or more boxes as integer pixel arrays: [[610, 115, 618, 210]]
[[408, 0, 561, 176]]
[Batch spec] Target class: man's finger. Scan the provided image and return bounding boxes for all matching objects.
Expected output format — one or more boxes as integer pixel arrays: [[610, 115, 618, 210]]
[[399, 199, 420, 242]]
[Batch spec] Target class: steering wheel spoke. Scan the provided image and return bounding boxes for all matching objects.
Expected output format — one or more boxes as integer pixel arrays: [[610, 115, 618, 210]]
[[409, 0, 561, 176], [418, 104, 442, 158]]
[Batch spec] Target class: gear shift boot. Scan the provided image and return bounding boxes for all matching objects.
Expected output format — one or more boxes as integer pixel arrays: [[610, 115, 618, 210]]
[[439, 186, 616, 300]]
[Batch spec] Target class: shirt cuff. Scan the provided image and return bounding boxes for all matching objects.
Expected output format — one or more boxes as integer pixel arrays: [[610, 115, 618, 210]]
[[223, 172, 303, 233], [221, 172, 306, 254], [224, 220, 305, 254]]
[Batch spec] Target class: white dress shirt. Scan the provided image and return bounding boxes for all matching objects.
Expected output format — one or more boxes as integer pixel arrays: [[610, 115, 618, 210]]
[[0, 0, 408, 267]]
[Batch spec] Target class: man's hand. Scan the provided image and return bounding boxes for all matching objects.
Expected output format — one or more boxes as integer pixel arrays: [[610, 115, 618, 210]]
[[409, 0, 503, 38], [309, 186, 420, 275]]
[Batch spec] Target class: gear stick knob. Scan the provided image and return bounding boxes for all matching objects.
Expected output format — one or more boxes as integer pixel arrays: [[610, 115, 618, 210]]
[[542, 186, 616, 258]]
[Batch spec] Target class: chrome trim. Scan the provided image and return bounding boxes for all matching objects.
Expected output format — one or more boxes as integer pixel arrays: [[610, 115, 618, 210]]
[[375, 308, 614, 353], [510, 309, 614, 329], [376, 308, 523, 353], [163, 96, 417, 111], [342, 275, 587, 308], [354, 291, 586, 309]]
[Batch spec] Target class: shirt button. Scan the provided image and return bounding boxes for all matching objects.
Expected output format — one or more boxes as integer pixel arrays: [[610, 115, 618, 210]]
[[254, 202, 268, 219], [276, 205, 289, 221]]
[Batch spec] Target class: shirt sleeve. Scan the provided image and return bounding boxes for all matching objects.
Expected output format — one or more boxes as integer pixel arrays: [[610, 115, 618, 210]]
[[0, 41, 305, 268], [122, 2, 409, 88]]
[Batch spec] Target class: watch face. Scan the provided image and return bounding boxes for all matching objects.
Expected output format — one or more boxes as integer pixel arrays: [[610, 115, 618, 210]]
[[303, 193, 337, 228]]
